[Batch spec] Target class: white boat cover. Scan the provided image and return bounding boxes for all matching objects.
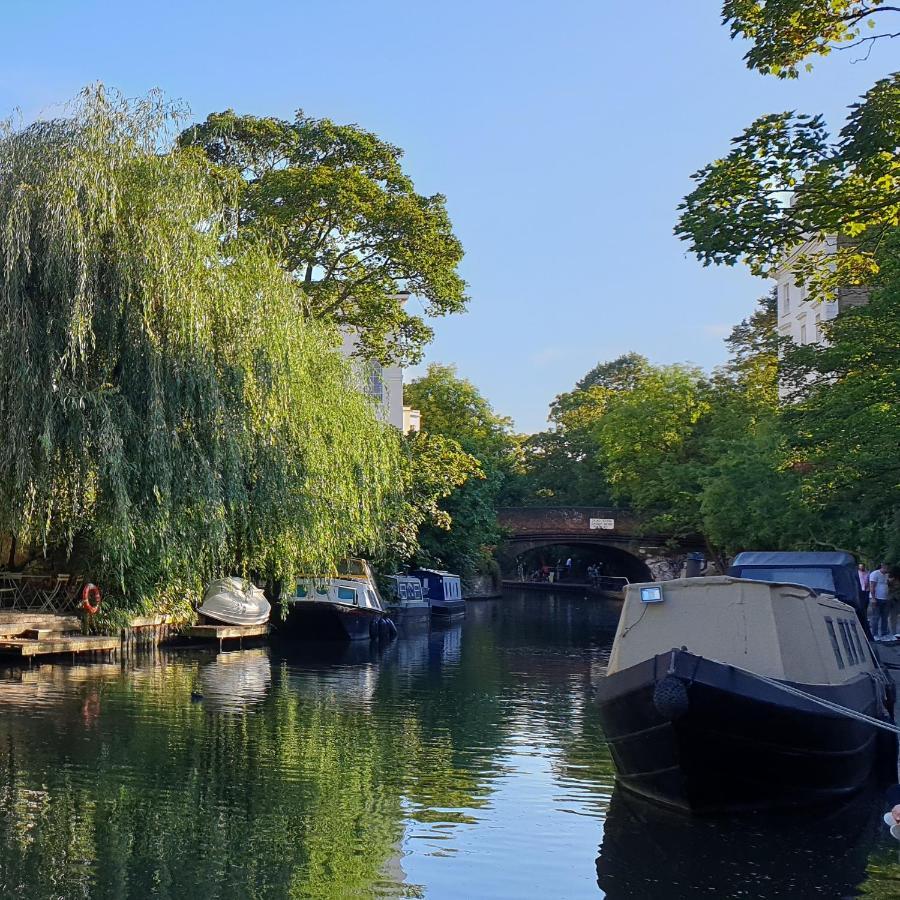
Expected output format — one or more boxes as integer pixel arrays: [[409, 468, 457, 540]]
[[198, 577, 271, 626]]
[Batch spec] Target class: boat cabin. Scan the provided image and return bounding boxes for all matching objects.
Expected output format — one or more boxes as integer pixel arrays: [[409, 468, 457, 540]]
[[294, 578, 383, 612], [384, 574, 426, 606], [608, 576, 873, 685], [728, 551, 861, 610], [410, 569, 463, 606]]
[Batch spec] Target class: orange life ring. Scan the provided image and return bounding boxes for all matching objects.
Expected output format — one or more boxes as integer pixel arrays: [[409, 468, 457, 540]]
[[81, 583, 101, 616]]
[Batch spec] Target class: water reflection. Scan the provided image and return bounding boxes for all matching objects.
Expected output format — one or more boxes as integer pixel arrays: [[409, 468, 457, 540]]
[[196, 648, 271, 712], [596, 788, 887, 898], [0, 593, 896, 897]]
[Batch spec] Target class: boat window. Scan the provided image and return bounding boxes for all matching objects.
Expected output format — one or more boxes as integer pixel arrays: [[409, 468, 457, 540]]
[[736, 567, 836, 593], [838, 620, 857, 665], [412, 583, 423, 600], [367, 590, 380, 610], [315, 584, 329, 596], [851, 622, 866, 661], [337, 586, 357, 603], [824, 618, 844, 669], [296, 583, 308, 598], [398, 582, 408, 600]]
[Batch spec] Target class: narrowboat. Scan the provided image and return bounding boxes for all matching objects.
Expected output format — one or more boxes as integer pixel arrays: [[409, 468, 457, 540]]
[[383, 574, 431, 623], [410, 568, 466, 619], [274, 577, 387, 642], [596, 575, 896, 814]]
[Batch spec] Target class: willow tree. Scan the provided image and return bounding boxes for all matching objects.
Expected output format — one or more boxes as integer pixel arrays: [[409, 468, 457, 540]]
[[0, 88, 400, 616]]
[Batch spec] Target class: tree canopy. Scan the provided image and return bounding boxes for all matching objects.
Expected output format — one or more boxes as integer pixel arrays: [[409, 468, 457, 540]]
[[677, 74, 900, 303], [723, 1, 900, 78], [0, 88, 401, 617], [403, 364, 517, 577], [178, 109, 467, 365]]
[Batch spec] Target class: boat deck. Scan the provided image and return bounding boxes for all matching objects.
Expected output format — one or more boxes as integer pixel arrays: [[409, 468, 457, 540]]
[[184, 622, 269, 650]]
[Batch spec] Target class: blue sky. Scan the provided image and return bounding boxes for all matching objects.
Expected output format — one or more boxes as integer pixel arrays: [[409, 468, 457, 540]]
[[1, 1, 895, 431]]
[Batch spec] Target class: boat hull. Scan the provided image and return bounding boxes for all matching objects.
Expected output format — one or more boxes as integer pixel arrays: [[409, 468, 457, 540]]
[[386, 603, 431, 623], [272, 601, 382, 642], [198, 578, 271, 626], [596, 649, 890, 814], [431, 599, 466, 619]]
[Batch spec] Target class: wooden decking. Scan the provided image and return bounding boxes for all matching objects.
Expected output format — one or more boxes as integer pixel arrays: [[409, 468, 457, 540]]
[[0, 634, 119, 658], [184, 622, 269, 649]]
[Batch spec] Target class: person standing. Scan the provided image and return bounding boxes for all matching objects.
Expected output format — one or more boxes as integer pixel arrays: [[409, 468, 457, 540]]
[[858, 563, 870, 597], [870, 562, 892, 641]]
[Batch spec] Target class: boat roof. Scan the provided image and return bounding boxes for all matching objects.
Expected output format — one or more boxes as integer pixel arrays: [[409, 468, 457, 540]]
[[410, 568, 459, 578], [731, 551, 856, 568]]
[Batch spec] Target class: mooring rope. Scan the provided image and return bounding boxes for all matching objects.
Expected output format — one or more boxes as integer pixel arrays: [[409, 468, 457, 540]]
[[733, 666, 900, 736]]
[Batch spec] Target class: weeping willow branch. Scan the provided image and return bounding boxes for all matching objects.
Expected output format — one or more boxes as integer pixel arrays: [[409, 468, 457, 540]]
[[0, 86, 401, 615]]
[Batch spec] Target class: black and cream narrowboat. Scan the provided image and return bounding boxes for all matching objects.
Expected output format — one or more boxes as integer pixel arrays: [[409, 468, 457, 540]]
[[596, 576, 896, 814]]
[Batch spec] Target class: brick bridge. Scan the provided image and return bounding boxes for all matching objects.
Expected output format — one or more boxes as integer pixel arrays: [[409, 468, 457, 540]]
[[496, 507, 705, 582]]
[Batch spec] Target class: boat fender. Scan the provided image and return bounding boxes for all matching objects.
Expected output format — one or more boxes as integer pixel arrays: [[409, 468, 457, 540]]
[[370, 618, 379, 640], [384, 617, 398, 639], [653, 676, 689, 720]]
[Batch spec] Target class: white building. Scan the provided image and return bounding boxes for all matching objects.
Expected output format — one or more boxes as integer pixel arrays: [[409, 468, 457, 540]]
[[339, 330, 420, 433], [774, 236, 869, 346]]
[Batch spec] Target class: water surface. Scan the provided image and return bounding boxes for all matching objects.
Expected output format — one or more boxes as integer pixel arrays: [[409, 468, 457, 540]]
[[0, 592, 899, 898]]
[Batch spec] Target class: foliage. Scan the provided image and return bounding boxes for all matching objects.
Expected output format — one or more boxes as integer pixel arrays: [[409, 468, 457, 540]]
[[378, 430, 482, 571], [178, 109, 467, 365], [0, 88, 401, 616], [676, 74, 900, 305], [403, 364, 517, 576], [780, 234, 900, 560], [723, 0, 900, 78]]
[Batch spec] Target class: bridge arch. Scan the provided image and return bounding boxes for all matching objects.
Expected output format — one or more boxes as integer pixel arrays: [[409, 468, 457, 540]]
[[496, 507, 706, 583], [503, 538, 652, 583]]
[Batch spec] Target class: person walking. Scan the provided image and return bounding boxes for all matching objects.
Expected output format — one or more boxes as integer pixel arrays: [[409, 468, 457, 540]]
[[869, 562, 892, 641]]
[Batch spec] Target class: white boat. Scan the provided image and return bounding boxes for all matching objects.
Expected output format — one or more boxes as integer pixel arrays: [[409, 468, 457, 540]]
[[198, 577, 271, 626]]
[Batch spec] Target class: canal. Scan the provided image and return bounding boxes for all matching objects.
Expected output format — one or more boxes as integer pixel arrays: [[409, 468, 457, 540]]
[[1, 591, 899, 898]]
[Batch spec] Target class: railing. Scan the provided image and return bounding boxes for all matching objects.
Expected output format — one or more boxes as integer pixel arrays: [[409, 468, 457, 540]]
[[0, 573, 82, 613]]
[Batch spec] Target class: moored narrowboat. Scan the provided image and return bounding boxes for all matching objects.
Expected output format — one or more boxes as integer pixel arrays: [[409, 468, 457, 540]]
[[273, 577, 386, 642], [410, 568, 466, 619], [383, 574, 431, 623], [596, 575, 896, 814]]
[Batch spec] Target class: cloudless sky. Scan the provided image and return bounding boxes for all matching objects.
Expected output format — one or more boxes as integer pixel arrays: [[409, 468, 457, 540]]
[[1, 1, 895, 431]]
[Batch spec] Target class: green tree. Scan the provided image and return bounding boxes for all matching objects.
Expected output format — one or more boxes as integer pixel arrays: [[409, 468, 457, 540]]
[[403, 364, 517, 577], [178, 109, 467, 364], [723, 0, 900, 78], [379, 431, 482, 570], [780, 236, 900, 560], [0, 88, 400, 618], [676, 74, 900, 305]]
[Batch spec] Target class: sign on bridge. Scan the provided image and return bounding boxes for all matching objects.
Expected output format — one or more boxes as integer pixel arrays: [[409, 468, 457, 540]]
[[590, 518, 615, 530]]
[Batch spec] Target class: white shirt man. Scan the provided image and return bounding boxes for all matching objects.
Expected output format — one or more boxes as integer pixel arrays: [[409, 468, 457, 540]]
[[871, 565, 891, 601], [869, 564, 893, 640]]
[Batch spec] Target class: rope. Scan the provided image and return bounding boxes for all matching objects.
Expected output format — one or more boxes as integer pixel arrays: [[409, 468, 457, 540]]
[[734, 666, 900, 736]]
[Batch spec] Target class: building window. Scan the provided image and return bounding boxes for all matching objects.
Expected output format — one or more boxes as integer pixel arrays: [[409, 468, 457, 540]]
[[782, 283, 790, 314], [814, 313, 821, 341], [368, 363, 384, 401], [800, 323, 807, 345]]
